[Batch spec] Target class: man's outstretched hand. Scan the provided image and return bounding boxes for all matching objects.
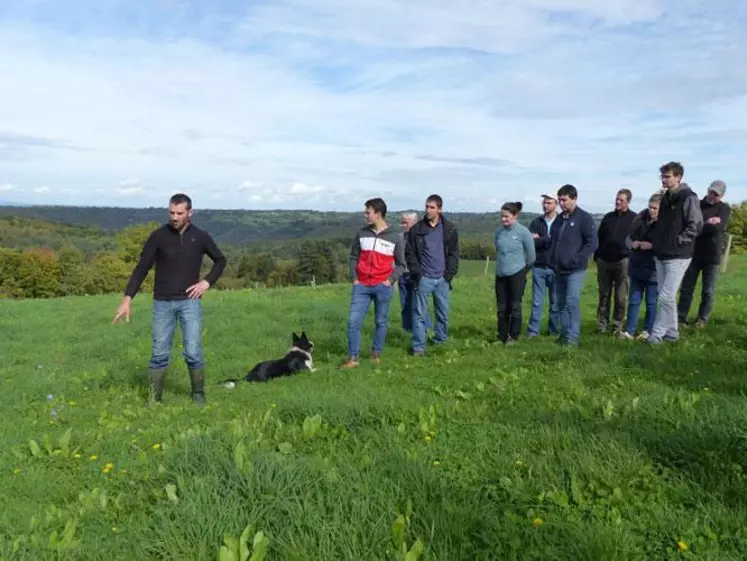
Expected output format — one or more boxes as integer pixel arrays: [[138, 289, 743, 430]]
[[186, 280, 211, 299], [113, 297, 132, 323]]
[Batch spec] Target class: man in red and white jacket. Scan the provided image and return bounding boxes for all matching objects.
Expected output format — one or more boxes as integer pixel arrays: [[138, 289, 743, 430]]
[[342, 197, 407, 368]]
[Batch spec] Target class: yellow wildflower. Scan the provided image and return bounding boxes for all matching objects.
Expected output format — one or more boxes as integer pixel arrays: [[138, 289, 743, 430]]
[[12, 468, 21, 475], [432, 460, 441, 467], [152, 443, 161, 451], [532, 517, 543, 527], [72, 453, 81, 459], [677, 540, 688, 552], [102, 462, 114, 474], [424, 435, 432, 443], [89, 455, 98, 461]]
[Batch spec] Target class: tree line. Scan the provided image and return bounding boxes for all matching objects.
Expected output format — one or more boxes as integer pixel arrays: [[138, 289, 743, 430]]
[[1, 201, 745, 299]]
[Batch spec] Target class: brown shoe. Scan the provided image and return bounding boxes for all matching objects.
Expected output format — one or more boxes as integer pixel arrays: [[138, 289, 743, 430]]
[[369, 352, 381, 363], [340, 358, 360, 369]]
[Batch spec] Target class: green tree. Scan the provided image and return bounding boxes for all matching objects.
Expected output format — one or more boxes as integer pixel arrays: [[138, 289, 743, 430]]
[[16, 248, 61, 298], [82, 254, 133, 295], [57, 246, 87, 296], [0, 248, 23, 298], [116, 222, 160, 264], [726, 201, 747, 254]]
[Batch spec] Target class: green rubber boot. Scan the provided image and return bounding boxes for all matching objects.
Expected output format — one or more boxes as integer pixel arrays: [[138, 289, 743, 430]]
[[148, 367, 167, 406], [189, 367, 207, 407]]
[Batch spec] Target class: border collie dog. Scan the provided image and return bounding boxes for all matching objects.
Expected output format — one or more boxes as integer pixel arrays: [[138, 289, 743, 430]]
[[222, 331, 315, 388]]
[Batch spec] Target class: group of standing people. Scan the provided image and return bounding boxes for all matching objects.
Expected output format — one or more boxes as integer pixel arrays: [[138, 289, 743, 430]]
[[494, 161, 731, 348], [341, 194, 459, 367], [115, 160, 731, 405]]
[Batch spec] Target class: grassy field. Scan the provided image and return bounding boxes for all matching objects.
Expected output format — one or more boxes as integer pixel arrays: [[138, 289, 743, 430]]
[[2, 258, 747, 560]]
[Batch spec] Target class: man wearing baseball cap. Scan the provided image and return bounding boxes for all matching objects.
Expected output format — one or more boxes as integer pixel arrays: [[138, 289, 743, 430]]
[[677, 180, 731, 328], [526, 194, 561, 337]]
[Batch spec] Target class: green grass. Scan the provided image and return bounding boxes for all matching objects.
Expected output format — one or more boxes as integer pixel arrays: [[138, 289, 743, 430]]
[[2, 259, 747, 560]]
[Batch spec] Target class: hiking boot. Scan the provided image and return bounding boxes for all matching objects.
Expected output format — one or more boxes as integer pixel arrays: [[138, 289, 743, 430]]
[[369, 351, 381, 363], [188, 367, 207, 407], [341, 357, 360, 369], [148, 367, 166, 406]]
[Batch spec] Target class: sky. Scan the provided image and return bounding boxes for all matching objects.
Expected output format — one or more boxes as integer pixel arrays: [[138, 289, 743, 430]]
[[0, 0, 746, 214]]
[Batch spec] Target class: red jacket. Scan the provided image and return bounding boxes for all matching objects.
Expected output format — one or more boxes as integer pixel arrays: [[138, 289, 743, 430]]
[[349, 224, 406, 286]]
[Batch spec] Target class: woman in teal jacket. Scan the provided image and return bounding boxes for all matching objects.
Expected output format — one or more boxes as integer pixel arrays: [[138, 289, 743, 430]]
[[494, 202, 536, 344]]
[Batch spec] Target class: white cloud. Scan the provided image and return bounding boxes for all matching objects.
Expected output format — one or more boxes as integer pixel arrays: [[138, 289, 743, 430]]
[[0, 0, 744, 212], [0, 182, 18, 192], [34, 185, 51, 193]]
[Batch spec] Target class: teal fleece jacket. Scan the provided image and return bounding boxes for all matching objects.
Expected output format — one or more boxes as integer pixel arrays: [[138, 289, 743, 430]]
[[494, 222, 536, 277]]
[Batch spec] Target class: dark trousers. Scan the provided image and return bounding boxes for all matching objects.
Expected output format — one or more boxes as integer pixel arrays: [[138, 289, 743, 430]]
[[495, 269, 527, 342], [677, 259, 720, 324], [596, 258, 629, 331]]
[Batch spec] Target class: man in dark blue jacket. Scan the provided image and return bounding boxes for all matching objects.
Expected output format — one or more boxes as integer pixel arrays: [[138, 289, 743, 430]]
[[548, 184, 598, 346], [527, 194, 562, 337]]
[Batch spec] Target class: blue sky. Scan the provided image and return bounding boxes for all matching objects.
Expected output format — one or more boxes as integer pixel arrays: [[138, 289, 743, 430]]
[[0, 0, 745, 213]]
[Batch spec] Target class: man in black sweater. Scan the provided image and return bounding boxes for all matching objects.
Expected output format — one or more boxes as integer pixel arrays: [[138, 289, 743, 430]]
[[677, 180, 731, 328], [113, 193, 227, 406], [594, 189, 637, 334]]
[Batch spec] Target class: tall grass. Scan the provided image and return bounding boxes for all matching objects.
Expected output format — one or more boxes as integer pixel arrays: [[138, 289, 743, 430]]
[[1, 259, 746, 560]]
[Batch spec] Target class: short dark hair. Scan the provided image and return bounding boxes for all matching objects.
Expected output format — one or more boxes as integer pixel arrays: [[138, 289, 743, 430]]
[[365, 197, 387, 218], [557, 184, 578, 199], [500, 201, 523, 216], [169, 193, 192, 209], [659, 161, 684, 177], [426, 194, 443, 209], [617, 188, 632, 203]]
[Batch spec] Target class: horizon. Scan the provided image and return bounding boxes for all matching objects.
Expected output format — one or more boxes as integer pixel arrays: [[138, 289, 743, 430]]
[[1, 1, 745, 212]]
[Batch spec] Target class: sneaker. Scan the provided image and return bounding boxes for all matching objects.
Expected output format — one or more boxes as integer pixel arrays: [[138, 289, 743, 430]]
[[618, 331, 634, 340], [695, 318, 707, 328], [636, 331, 649, 340], [340, 358, 360, 369], [369, 351, 381, 363], [505, 338, 517, 346], [410, 349, 425, 357]]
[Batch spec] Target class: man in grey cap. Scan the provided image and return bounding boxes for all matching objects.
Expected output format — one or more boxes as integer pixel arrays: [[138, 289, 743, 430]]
[[677, 180, 731, 328]]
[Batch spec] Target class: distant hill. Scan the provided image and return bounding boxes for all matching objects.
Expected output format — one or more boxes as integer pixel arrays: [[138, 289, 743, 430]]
[[0, 215, 115, 256], [0, 205, 561, 246]]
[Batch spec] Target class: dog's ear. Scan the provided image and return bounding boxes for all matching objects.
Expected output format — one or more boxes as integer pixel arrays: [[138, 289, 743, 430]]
[[292, 332, 299, 342], [300, 331, 308, 341]]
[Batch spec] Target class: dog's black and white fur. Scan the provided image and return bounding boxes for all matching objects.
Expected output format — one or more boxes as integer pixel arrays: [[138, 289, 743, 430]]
[[221, 331, 315, 388]]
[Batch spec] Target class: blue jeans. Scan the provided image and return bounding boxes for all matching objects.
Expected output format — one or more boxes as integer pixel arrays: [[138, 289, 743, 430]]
[[625, 277, 658, 334], [398, 274, 431, 332], [412, 276, 450, 352], [650, 257, 691, 342], [149, 299, 204, 370], [347, 282, 394, 358], [555, 270, 586, 346], [526, 266, 559, 336]]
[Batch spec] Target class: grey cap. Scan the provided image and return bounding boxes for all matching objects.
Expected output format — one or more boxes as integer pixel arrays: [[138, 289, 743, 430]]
[[708, 180, 727, 196]]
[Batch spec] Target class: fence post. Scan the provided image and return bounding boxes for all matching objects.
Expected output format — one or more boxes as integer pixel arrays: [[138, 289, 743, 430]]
[[484, 256, 490, 276], [720, 234, 733, 274]]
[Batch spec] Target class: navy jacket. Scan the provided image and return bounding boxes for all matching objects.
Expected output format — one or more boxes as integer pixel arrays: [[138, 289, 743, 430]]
[[548, 206, 598, 275], [626, 210, 657, 283], [528, 214, 563, 268]]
